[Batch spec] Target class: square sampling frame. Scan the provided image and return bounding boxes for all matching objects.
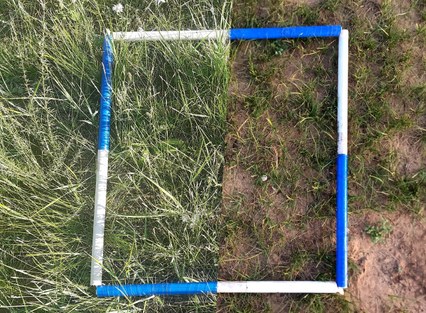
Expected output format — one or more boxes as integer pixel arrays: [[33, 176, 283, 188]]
[[91, 25, 349, 297]]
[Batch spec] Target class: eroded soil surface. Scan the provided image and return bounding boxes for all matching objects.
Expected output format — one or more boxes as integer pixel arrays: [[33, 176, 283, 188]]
[[219, 0, 425, 312], [349, 212, 426, 313]]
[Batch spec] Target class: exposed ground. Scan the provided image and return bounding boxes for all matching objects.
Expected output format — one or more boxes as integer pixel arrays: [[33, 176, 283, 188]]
[[350, 212, 426, 313], [218, 0, 426, 312]]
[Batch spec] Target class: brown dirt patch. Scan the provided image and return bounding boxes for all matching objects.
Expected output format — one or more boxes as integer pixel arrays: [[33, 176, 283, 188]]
[[220, 227, 266, 279], [392, 0, 424, 33], [400, 44, 426, 92], [349, 211, 426, 313], [222, 165, 256, 199], [269, 39, 337, 102], [282, 0, 322, 6], [228, 42, 254, 99], [220, 0, 426, 312], [386, 132, 425, 177]]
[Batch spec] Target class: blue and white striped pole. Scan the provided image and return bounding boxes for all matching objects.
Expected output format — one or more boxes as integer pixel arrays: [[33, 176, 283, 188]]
[[96, 281, 343, 297], [336, 29, 349, 288], [91, 32, 113, 286], [112, 25, 342, 41]]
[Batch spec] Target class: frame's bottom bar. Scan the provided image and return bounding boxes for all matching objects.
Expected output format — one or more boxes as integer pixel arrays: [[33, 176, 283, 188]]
[[218, 281, 343, 294], [96, 281, 344, 297], [97, 282, 216, 297]]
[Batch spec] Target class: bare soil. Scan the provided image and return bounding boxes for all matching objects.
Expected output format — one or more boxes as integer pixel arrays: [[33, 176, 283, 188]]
[[219, 0, 426, 312], [349, 212, 426, 313]]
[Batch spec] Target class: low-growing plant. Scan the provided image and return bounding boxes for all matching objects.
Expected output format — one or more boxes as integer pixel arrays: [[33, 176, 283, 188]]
[[365, 219, 393, 243]]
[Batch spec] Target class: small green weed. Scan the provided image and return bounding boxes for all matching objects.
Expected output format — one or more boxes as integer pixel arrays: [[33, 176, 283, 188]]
[[365, 219, 393, 243]]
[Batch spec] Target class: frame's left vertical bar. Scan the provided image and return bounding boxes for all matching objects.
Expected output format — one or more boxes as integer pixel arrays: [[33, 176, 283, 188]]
[[336, 29, 349, 288], [91, 31, 114, 286]]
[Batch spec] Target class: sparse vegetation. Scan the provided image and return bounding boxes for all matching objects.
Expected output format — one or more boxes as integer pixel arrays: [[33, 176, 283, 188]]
[[219, 0, 425, 312], [365, 219, 392, 243]]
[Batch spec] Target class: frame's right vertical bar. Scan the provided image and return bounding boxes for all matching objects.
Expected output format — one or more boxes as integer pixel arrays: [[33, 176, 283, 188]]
[[336, 29, 349, 288]]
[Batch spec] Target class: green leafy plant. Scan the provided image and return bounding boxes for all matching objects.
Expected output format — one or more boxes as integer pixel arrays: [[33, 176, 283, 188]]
[[365, 219, 393, 243]]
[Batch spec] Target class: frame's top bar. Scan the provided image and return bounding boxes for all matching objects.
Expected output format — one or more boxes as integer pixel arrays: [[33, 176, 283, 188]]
[[112, 29, 228, 41], [112, 26, 342, 42], [230, 25, 341, 40]]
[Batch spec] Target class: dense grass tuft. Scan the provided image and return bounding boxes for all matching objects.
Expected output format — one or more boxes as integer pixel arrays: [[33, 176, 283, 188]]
[[0, 0, 230, 311]]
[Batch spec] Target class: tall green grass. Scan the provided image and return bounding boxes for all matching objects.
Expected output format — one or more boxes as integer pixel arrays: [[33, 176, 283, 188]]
[[0, 0, 230, 311]]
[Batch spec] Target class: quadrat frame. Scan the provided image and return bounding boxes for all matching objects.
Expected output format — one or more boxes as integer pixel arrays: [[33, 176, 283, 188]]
[[90, 25, 349, 298]]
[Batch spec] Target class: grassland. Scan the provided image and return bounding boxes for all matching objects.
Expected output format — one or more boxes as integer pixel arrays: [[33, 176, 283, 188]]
[[1, 0, 425, 312], [0, 0, 229, 312]]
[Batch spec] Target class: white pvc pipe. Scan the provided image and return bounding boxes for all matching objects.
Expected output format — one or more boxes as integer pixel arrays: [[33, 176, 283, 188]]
[[217, 281, 344, 294], [90, 149, 109, 286], [337, 29, 348, 155], [112, 30, 229, 41]]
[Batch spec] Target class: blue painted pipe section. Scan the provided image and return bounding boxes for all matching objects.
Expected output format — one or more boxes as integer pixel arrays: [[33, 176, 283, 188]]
[[98, 35, 114, 151], [230, 25, 341, 40], [336, 154, 348, 288], [96, 282, 217, 297]]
